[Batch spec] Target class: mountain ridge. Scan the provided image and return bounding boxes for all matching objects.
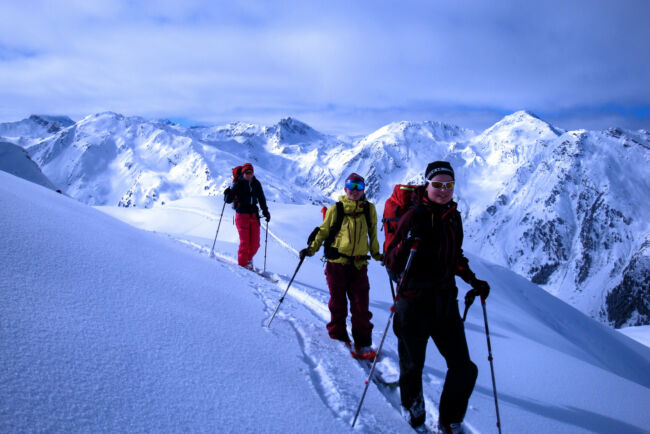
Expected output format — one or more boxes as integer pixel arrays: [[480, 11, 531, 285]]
[[0, 111, 648, 329]]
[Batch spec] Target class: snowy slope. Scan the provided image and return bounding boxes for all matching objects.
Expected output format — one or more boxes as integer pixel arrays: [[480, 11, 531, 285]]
[[0, 142, 56, 190], [2, 170, 649, 433]]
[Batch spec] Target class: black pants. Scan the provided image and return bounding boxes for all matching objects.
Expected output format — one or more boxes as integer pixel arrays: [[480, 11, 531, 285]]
[[393, 292, 478, 425]]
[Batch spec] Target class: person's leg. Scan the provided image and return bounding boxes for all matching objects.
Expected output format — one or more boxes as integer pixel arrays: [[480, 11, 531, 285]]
[[235, 213, 250, 267], [248, 215, 261, 262], [347, 265, 373, 347], [393, 298, 429, 427], [324, 262, 351, 342], [431, 299, 478, 426]]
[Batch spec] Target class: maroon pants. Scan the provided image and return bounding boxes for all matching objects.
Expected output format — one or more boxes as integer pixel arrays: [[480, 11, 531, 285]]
[[324, 262, 373, 347], [235, 213, 260, 267]]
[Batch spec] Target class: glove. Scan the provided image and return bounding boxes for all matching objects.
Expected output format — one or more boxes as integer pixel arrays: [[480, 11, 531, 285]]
[[471, 279, 490, 300], [263, 210, 271, 222], [223, 187, 231, 196], [299, 248, 312, 260], [373, 253, 384, 263], [404, 228, 422, 248]]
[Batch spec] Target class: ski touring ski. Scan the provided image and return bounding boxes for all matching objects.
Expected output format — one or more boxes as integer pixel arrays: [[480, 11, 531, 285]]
[[343, 342, 399, 387]]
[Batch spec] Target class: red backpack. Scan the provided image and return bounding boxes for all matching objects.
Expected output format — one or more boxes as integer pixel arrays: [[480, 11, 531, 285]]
[[232, 165, 243, 183], [382, 184, 419, 253], [231, 162, 254, 184]]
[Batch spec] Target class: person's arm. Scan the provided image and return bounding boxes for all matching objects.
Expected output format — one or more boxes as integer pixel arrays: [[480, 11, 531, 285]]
[[224, 179, 242, 204], [454, 216, 491, 298], [306, 204, 337, 255], [367, 204, 382, 260], [255, 179, 270, 221]]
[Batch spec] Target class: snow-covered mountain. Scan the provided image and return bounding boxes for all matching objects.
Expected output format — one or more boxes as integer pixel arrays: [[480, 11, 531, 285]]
[[1, 111, 648, 330], [2, 170, 649, 433], [0, 141, 56, 190], [0, 114, 74, 148], [462, 114, 650, 328]]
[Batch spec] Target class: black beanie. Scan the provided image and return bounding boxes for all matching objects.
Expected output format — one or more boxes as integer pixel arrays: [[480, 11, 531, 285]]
[[425, 161, 454, 180]]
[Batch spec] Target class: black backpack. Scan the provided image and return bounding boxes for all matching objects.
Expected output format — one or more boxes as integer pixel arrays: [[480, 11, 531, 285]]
[[307, 201, 372, 260]]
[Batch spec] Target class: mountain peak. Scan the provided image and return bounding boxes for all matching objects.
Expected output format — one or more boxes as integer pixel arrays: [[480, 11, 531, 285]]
[[275, 117, 316, 134], [265, 117, 323, 143], [28, 114, 75, 127], [483, 110, 563, 137]]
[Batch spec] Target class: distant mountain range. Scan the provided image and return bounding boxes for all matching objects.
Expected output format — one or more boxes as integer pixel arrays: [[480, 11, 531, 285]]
[[1, 111, 648, 328]]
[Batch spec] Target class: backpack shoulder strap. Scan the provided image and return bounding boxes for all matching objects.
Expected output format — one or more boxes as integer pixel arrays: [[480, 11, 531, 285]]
[[323, 201, 345, 254], [363, 200, 372, 229], [332, 201, 345, 234]]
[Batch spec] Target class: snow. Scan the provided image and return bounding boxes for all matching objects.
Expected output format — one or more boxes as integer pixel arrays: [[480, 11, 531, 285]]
[[0, 142, 55, 190], [619, 325, 650, 349], [2, 170, 649, 433]]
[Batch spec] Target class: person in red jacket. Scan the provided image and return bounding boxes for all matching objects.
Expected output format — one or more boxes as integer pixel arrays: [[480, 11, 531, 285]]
[[385, 161, 490, 434], [224, 163, 270, 269]]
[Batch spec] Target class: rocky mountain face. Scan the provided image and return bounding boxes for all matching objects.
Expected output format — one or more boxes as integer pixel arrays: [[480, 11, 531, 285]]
[[0, 110, 647, 327], [462, 116, 649, 326]]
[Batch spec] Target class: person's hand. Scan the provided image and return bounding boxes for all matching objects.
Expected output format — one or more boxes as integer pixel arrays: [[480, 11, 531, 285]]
[[471, 279, 490, 300], [373, 253, 384, 263], [263, 210, 271, 222], [299, 248, 311, 260], [404, 227, 423, 247], [223, 187, 231, 196]]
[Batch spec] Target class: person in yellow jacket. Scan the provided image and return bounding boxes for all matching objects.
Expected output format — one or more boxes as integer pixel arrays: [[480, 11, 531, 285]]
[[300, 173, 383, 359]]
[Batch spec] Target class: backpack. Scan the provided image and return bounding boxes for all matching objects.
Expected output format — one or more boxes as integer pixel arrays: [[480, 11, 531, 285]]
[[307, 201, 372, 260], [381, 184, 419, 253], [232, 165, 243, 184]]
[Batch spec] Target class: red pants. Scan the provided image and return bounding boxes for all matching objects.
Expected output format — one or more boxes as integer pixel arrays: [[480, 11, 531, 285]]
[[324, 262, 373, 347], [235, 213, 260, 267]]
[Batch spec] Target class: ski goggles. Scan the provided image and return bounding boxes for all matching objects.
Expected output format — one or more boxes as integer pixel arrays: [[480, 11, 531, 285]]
[[429, 180, 455, 190], [345, 178, 365, 191]]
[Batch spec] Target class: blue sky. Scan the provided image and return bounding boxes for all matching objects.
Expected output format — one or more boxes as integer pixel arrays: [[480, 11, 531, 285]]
[[1, 0, 648, 134]]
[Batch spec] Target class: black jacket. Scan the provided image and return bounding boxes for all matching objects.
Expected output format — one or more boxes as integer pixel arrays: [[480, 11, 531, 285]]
[[225, 176, 269, 216], [385, 186, 475, 302]]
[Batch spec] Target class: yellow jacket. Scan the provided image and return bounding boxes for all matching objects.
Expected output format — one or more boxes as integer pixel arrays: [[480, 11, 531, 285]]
[[308, 195, 382, 269]]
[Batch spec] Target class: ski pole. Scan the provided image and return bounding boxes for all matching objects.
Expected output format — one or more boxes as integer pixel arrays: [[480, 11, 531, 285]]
[[480, 295, 502, 434], [266, 256, 305, 328], [209, 200, 227, 258], [263, 222, 269, 273], [385, 269, 397, 299], [352, 241, 419, 428]]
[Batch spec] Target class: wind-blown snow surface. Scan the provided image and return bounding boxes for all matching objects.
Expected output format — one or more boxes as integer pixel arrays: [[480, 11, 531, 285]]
[[2, 171, 649, 433]]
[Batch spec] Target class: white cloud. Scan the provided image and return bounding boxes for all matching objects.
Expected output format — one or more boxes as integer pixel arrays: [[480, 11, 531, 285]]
[[0, 0, 648, 132]]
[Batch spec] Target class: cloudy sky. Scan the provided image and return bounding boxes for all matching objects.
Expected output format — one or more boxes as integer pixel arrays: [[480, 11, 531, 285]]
[[1, 0, 648, 134]]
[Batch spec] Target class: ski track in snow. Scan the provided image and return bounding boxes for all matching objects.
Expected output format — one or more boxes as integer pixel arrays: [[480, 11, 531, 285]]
[[165, 231, 456, 431], [164, 203, 296, 254]]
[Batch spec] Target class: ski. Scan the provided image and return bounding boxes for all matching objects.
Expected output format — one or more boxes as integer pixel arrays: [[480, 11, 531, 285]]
[[355, 357, 399, 387], [343, 342, 399, 387], [249, 268, 280, 283]]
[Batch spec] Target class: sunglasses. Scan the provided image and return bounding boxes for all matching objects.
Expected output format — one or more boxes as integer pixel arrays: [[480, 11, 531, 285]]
[[345, 179, 365, 191], [429, 180, 455, 190], [244, 170, 253, 174]]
